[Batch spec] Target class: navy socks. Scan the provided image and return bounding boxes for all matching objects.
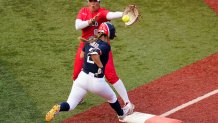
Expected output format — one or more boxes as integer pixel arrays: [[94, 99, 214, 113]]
[[109, 100, 124, 116], [60, 102, 70, 111]]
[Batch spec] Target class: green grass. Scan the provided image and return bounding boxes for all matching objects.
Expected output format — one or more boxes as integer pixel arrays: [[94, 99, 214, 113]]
[[0, 60, 41, 122], [0, 0, 217, 122]]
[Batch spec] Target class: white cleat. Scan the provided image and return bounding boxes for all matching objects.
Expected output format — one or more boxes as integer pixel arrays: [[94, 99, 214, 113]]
[[123, 102, 135, 115], [118, 102, 135, 122]]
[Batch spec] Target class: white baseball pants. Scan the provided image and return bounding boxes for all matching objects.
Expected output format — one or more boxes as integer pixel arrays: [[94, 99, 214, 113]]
[[67, 71, 117, 110]]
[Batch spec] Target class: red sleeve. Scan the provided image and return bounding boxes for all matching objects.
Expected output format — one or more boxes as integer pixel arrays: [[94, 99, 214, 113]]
[[99, 8, 109, 21]]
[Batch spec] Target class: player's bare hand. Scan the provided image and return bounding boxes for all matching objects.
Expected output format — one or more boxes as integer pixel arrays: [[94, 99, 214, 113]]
[[94, 67, 104, 77], [89, 13, 101, 25]]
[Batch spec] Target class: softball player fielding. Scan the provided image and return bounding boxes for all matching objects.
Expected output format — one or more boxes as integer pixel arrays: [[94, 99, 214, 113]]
[[74, 0, 133, 106]]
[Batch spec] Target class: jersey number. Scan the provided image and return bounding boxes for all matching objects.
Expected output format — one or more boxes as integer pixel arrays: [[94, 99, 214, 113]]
[[87, 56, 94, 64], [87, 48, 95, 64]]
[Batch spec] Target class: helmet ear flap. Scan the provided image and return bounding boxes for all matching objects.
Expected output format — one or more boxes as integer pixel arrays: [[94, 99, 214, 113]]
[[109, 25, 116, 40]]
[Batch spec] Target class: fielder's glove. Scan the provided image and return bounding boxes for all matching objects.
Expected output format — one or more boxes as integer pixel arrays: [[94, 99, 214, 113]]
[[94, 67, 104, 78], [123, 4, 139, 26]]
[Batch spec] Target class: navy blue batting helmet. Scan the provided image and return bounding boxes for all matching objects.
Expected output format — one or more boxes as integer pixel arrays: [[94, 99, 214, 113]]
[[98, 22, 116, 40]]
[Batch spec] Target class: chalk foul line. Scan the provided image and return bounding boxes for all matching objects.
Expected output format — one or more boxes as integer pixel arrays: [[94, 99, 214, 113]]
[[160, 89, 218, 117]]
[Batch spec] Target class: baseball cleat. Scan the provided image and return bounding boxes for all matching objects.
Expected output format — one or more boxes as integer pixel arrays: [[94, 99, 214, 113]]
[[123, 102, 135, 115], [45, 104, 60, 122], [118, 102, 135, 122]]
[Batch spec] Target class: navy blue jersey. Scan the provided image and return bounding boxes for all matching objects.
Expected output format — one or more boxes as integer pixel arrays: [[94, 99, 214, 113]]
[[82, 40, 111, 74]]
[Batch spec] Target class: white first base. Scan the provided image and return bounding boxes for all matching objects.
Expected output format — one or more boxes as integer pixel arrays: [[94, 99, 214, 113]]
[[122, 112, 183, 123], [122, 112, 155, 123]]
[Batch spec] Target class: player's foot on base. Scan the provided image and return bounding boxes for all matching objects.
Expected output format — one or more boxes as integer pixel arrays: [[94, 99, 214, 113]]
[[45, 104, 60, 122], [118, 102, 135, 122], [123, 102, 135, 115]]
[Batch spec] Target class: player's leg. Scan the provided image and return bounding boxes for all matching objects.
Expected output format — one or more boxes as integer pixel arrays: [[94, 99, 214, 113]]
[[72, 47, 85, 104], [72, 47, 84, 81], [67, 71, 88, 110], [89, 78, 130, 120], [45, 72, 88, 122], [105, 51, 130, 104], [88, 78, 121, 112], [89, 78, 117, 103], [66, 79, 87, 111]]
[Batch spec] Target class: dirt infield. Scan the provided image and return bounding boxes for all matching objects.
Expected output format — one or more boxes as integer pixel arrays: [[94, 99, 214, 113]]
[[62, 53, 218, 123]]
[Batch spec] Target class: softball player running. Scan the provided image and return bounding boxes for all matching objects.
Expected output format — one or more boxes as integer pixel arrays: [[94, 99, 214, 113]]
[[45, 22, 134, 122]]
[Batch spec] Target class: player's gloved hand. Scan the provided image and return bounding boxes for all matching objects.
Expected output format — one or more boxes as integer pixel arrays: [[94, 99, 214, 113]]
[[94, 67, 104, 78], [89, 13, 100, 25]]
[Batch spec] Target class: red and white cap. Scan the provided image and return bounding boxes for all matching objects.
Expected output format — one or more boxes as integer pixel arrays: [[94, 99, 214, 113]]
[[88, 0, 100, 2]]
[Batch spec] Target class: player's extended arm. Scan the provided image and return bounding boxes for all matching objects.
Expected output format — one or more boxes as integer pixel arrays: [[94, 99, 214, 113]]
[[75, 13, 100, 30], [75, 12, 122, 30], [106, 12, 123, 20]]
